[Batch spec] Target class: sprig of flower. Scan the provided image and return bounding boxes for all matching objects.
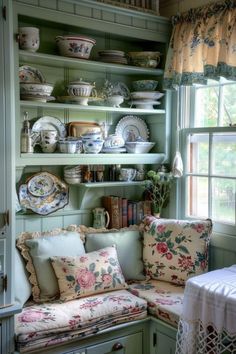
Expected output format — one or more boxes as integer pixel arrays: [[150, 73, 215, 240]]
[[144, 169, 174, 214]]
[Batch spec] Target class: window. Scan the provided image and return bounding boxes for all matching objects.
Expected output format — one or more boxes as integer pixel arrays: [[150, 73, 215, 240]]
[[180, 78, 236, 235]]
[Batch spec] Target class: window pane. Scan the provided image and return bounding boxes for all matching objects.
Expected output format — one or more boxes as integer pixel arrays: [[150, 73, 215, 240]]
[[222, 84, 236, 127], [194, 86, 219, 127], [187, 134, 209, 174], [187, 176, 208, 218], [212, 134, 236, 177], [212, 178, 235, 224]]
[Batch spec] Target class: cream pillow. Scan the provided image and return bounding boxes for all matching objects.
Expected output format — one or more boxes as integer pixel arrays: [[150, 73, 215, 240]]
[[50, 245, 127, 302], [142, 217, 212, 285], [17, 227, 85, 303]]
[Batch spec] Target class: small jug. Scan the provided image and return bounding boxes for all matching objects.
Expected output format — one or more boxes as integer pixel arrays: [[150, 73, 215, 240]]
[[93, 207, 110, 229]]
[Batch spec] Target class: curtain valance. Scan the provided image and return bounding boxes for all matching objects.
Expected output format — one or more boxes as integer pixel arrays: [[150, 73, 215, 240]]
[[163, 0, 236, 89]]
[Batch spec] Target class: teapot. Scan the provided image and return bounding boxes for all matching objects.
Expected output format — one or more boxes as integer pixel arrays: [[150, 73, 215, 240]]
[[93, 207, 110, 229]]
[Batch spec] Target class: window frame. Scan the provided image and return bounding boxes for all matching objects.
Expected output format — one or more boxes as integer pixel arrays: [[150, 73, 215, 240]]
[[179, 85, 236, 236]]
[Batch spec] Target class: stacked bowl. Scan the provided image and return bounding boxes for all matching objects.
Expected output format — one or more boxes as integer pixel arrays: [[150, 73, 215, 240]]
[[129, 80, 164, 109], [64, 165, 82, 184], [81, 132, 104, 154]]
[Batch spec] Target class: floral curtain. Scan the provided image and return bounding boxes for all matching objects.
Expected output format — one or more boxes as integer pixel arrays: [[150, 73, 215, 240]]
[[163, 0, 236, 89]]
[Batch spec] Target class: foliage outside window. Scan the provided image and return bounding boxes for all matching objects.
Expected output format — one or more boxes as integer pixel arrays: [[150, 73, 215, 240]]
[[180, 78, 236, 235]]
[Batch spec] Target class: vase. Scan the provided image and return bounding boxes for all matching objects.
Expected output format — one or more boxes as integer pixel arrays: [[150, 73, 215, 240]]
[[152, 205, 161, 218], [153, 212, 161, 219]]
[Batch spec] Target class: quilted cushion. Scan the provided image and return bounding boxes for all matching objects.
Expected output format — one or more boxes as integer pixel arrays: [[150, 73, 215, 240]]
[[142, 217, 212, 285], [17, 227, 85, 303], [50, 246, 127, 301], [129, 279, 184, 327], [15, 290, 147, 353], [85, 229, 145, 280]]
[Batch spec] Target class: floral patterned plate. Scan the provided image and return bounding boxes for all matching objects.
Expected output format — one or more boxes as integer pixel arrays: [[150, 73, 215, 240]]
[[27, 172, 55, 197], [19, 65, 46, 83], [18, 172, 69, 215], [32, 116, 67, 138], [115, 115, 149, 142]]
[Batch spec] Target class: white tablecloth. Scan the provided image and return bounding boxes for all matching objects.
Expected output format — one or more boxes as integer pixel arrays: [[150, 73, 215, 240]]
[[176, 266, 236, 354]]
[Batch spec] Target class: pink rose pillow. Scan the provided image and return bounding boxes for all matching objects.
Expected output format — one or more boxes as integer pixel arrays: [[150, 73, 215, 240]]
[[142, 217, 212, 285], [50, 245, 127, 301]]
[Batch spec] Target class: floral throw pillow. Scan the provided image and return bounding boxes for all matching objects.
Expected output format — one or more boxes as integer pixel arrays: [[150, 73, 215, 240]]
[[50, 245, 127, 301], [142, 217, 212, 285]]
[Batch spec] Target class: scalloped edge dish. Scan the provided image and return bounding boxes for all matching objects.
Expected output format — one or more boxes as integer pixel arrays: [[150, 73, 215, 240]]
[[115, 115, 149, 142]]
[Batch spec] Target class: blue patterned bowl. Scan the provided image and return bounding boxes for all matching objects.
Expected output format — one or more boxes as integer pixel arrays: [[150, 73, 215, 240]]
[[132, 80, 158, 91]]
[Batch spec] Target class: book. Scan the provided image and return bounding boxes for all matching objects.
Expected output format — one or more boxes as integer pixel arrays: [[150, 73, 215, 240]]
[[110, 195, 120, 229], [143, 200, 152, 216], [127, 201, 133, 226], [137, 200, 144, 224], [122, 198, 128, 228], [132, 201, 138, 225]]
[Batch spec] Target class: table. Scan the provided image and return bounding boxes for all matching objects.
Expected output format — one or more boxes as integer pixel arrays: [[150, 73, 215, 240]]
[[176, 266, 236, 354]]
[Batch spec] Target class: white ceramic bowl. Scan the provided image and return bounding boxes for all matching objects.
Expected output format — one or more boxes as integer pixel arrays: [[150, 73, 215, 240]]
[[104, 134, 125, 149], [55, 35, 96, 59], [81, 132, 103, 141], [132, 80, 158, 91], [106, 95, 124, 108], [131, 91, 164, 100], [64, 176, 82, 184], [125, 141, 155, 154], [20, 82, 53, 96], [82, 139, 104, 154]]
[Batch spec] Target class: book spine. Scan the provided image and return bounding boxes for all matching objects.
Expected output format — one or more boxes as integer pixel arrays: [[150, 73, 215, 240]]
[[137, 201, 144, 224], [122, 198, 128, 228], [132, 201, 138, 225], [127, 201, 133, 226], [143, 200, 152, 216], [111, 196, 120, 229]]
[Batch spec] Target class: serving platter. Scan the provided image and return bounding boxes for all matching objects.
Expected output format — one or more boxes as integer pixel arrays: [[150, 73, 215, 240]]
[[18, 172, 69, 215], [21, 95, 55, 102], [32, 116, 67, 138], [115, 115, 149, 142]]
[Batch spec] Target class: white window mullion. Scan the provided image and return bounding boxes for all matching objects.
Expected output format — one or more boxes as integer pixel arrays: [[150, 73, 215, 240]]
[[208, 133, 213, 219]]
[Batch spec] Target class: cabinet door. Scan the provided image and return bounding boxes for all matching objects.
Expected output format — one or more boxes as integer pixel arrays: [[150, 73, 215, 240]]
[[155, 331, 176, 354], [87, 332, 142, 354]]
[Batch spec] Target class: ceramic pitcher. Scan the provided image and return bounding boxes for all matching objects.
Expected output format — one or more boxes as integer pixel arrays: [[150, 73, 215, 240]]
[[93, 207, 110, 229]]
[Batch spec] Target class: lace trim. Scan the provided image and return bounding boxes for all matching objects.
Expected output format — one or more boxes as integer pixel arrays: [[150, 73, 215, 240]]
[[176, 318, 236, 354]]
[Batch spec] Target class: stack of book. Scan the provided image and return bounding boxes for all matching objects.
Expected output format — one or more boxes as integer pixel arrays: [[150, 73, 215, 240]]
[[102, 195, 152, 229]]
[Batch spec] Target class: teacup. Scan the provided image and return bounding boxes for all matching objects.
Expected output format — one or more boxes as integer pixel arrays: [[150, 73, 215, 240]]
[[119, 168, 136, 182], [40, 130, 58, 153], [19, 27, 40, 52]]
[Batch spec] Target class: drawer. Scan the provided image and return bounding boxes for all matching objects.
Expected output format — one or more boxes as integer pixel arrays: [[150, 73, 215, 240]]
[[86, 332, 143, 354]]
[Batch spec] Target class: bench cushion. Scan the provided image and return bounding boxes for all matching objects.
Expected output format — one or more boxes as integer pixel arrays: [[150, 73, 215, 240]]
[[129, 280, 184, 327], [142, 217, 212, 285], [15, 289, 147, 353]]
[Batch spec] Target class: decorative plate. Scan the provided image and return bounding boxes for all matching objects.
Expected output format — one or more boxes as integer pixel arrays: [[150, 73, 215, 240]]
[[32, 116, 67, 138], [56, 96, 103, 104], [19, 65, 46, 83], [27, 172, 55, 197], [20, 95, 55, 102], [101, 147, 127, 153], [18, 172, 69, 215], [115, 115, 149, 142], [98, 50, 126, 57]]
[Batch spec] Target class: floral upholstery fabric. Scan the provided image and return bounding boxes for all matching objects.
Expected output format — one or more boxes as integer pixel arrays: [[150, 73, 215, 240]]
[[142, 217, 212, 285], [129, 280, 184, 327], [50, 246, 127, 301], [15, 289, 147, 353]]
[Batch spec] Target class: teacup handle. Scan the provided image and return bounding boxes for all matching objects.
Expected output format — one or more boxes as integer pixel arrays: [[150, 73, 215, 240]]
[[130, 169, 136, 181], [105, 211, 110, 228]]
